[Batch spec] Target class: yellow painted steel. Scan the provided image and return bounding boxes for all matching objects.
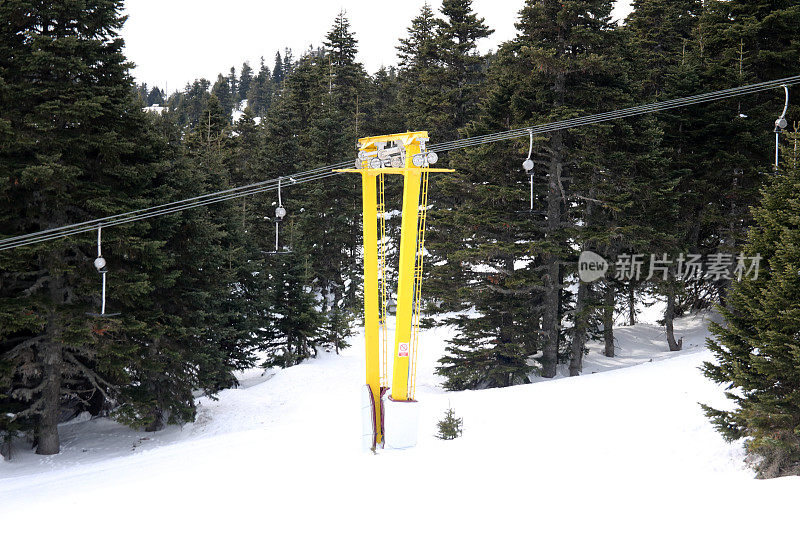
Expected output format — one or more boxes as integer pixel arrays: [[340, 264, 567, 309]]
[[336, 131, 452, 439], [390, 149, 422, 401], [409, 169, 430, 400], [360, 164, 382, 447]]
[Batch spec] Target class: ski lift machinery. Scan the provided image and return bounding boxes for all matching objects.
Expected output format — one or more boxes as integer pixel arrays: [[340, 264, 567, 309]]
[[268, 177, 293, 255], [519, 129, 547, 215], [775, 84, 789, 169], [87, 225, 120, 318], [336, 131, 453, 451]]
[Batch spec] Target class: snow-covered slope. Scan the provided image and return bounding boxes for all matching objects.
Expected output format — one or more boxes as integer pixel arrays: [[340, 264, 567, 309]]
[[1, 314, 797, 531]]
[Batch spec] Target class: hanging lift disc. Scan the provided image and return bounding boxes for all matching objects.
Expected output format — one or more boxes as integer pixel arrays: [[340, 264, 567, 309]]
[[518, 129, 547, 216], [86, 225, 120, 318]]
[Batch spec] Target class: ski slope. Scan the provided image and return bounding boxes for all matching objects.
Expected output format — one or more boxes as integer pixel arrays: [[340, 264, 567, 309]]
[[1, 313, 797, 531]]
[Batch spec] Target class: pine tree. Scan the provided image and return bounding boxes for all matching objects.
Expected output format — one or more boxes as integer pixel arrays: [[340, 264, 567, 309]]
[[433, 72, 539, 389], [113, 96, 255, 431], [423, 0, 494, 319], [0, 0, 188, 452], [146, 86, 165, 106], [624, 0, 703, 351], [271, 51, 284, 85], [508, 0, 621, 377], [396, 2, 451, 135], [306, 12, 366, 315], [435, 0, 493, 139], [228, 66, 239, 104], [0, 3, 260, 446], [703, 132, 800, 478], [239, 61, 253, 101], [282, 48, 295, 79], [246, 57, 272, 115], [690, 0, 800, 306], [259, 252, 324, 369], [364, 67, 404, 136], [136, 82, 149, 103], [211, 74, 234, 121], [168, 78, 211, 128], [436, 406, 463, 439]]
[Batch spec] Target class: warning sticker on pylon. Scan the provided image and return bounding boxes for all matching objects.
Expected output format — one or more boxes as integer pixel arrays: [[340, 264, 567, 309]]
[[398, 343, 409, 357]]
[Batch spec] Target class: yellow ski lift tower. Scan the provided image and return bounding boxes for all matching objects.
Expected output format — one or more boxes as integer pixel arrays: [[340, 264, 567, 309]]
[[336, 131, 453, 451]]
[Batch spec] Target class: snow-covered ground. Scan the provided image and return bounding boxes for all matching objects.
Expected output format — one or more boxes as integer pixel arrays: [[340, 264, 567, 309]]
[[1, 313, 797, 531]]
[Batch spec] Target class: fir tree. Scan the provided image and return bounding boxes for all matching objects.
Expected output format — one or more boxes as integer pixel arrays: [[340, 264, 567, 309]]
[[436, 406, 463, 440], [0, 0, 189, 451], [433, 73, 539, 389], [310, 13, 367, 312], [282, 48, 295, 79], [396, 2, 451, 135], [168, 78, 211, 129], [624, 0, 704, 351], [703, 132, 800, 478], [692, 0, 800, 306], [105, 92, 254, 431], [228, 66, 239, 104], [435, 0, 493, 138], [272, 51, 284, 85], [239, 61, 253, 101], [246, 57, 272, 115], [259, 252, 323, 369], [504, 0, 621, 377], [146, 86, 165, 106], [211, 74, 234, 121]]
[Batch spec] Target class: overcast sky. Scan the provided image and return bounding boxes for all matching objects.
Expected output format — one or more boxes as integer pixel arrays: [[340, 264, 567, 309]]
[[122, 0, 633, 93]]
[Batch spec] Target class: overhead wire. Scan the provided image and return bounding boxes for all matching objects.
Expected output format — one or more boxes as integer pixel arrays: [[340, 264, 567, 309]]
[[430, 75, 800, 153], [1, 75, 798, 251], [0, 160, 349, 247], [0, 170, 340, 250]]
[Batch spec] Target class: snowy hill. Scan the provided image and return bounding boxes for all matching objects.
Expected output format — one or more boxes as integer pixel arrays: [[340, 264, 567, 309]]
[[1, 313, 798, 531]]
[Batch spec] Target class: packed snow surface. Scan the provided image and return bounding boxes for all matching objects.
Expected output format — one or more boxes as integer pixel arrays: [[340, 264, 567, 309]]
[[1, 313, 798, 531]]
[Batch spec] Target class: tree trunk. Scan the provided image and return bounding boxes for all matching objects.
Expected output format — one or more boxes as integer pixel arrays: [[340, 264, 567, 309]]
[[541, 128, 564, 378], [36, 312, 62, 455], [628, 281, 636, 326], [1, 434, 12, 460], [144, 408, 165, 432], [665, 279, 682, 351], [569, 281, 588, 376], [604, 282, 615, 358]]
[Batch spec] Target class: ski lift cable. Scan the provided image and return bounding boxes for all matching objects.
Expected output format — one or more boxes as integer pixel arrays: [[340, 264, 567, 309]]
[[0, 161, 349, 248], [1, 75, 798, 251], [430, 75, 800, 152], [0, 171, 337, 250], [433, 75, 800, 150]]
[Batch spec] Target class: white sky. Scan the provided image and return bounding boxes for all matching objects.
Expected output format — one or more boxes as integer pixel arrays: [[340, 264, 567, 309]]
[[122, 0, 633, 93]]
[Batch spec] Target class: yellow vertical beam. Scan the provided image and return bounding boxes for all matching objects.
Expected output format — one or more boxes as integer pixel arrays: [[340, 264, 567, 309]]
[[361, 170, 382, 445], [391, 165, 422, 401]]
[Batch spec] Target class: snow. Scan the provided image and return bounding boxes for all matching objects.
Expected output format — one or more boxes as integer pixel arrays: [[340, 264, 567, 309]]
[[142, 104, 167, 114], [231, 99, 261, 125], [1, 313, 798, 531]]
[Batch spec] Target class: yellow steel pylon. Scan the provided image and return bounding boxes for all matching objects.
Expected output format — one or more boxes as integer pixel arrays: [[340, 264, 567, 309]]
[[336, 131, 452, 450]]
